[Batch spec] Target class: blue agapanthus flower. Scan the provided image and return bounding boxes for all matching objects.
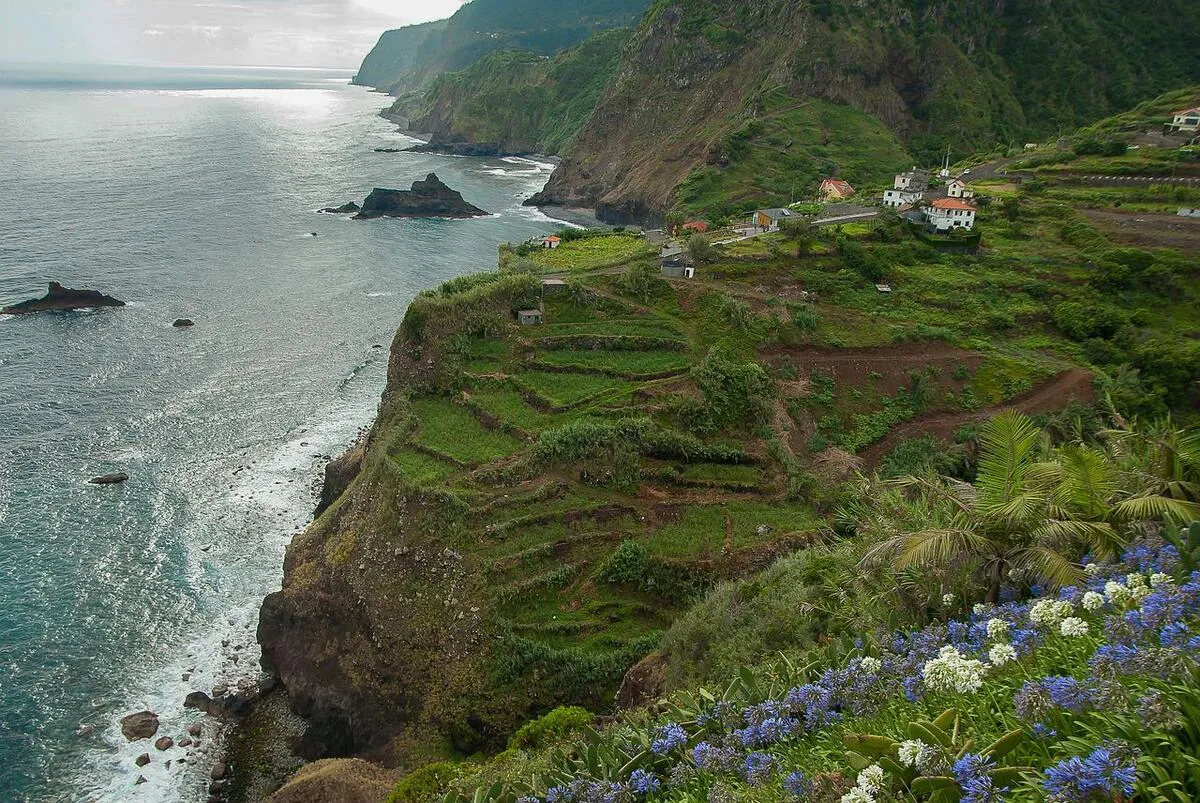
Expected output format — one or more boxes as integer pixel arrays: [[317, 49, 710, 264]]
[[628, 768, 660, 796], [650, 723, 687, 755], [1043, 744, 1138, 802], [743, 751, 774, 786], [784, 770, 812, 798]]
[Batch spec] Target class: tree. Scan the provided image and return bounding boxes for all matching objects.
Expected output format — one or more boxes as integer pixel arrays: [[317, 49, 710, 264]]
[[780, 216, 817, 255], [687, 233, 715, 264], [665, 211, 685, 236], [857, 411, 1196, 602]]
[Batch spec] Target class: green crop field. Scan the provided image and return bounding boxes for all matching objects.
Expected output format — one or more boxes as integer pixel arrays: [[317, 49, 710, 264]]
[[410, 397, 525, 465], [535, 349, 690, 376]]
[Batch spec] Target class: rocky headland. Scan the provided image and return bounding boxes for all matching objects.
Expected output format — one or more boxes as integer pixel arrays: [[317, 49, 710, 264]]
[[1, 282, 125, 314], [352, 174, 488, 220]]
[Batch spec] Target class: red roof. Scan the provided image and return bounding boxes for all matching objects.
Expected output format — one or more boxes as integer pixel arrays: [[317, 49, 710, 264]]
[[931, 198, 977, 211], [820, 178, 855, 194], [545, 235, 561, 242], [683, 221, 709, 232]]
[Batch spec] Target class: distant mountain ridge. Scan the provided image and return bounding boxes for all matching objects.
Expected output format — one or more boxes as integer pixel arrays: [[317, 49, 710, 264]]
[[353, 0, 651, 93]]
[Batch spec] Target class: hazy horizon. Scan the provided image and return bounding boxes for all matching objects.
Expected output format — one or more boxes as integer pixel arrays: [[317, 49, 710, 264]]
[[0, 1, 469, 70]]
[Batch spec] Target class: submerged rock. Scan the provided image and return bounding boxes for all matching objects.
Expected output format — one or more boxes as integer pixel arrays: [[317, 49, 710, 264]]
[[135, 753, 150, 768], [2, 282, 125, 315], [353, 174, 488, 220], [89, 472, 129, 485], [319, 201, 360, 214], [120, 711, 159, 742]]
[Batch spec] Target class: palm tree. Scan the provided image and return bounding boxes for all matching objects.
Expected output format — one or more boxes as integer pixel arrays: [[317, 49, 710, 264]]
[[858, 411, 1196, 603], [1101, 414, 1200, 503]]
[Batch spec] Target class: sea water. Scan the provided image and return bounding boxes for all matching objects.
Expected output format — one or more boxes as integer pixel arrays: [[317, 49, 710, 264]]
[[0, 63, 565, 802]]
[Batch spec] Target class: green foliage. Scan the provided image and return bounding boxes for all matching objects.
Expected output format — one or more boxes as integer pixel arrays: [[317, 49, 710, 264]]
[[1052, 301, 1129, 341], [507, 707, 594, 751], [688, 345, 773, 433], [686, 233, 715, 264], [386, 762, 458, 803]]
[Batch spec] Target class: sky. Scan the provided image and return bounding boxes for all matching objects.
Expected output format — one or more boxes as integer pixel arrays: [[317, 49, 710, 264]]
[[0, 0, 469, 68]]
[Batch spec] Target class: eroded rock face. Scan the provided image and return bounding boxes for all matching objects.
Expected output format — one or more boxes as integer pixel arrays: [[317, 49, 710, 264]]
[[120, 711, 159, 742], [2, 282, 125, 314], [353, 174, 488, 219], [314, 445, 364, 517]]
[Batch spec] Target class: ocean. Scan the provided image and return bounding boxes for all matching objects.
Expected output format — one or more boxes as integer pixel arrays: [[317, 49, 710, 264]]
[[0, 63, 566, 802]]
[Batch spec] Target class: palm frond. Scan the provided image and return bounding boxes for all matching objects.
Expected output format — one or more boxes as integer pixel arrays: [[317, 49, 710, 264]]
[[1110, 495, 1200, 525], [1010, 545, 1082, 589], [894, 528, 992, 570], [1032, 519, 1125, 561], [1055, 444, 1118, 518], [976, 410, 1044, 510]]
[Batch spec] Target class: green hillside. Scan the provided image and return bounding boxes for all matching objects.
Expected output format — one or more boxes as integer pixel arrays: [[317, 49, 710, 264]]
[[353, 0, 650, 93], [530, 0, 1200, 221], [406, 30, 630, 156]]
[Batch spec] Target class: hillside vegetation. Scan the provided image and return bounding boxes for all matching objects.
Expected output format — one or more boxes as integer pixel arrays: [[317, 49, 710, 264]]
[[530, 0, 1200, 221], [406, 30, 630, 156], [354, 0, 650, 93]]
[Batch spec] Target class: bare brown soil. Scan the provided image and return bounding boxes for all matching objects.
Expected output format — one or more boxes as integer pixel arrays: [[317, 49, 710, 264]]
[[1080, 209, 1200, 253], [763, 343, 984, 396], [859, 368, 1095, 466]]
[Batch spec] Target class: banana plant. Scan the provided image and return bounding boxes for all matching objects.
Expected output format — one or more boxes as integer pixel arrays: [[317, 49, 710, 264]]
[[842, 708, 1035, 801]]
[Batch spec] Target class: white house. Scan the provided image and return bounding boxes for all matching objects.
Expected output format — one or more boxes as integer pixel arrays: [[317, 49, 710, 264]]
[[926, 197, 977, 232], [1170, 107, 1200, 132], [882, 169, 930, 208], [945, 178, 975, 199]]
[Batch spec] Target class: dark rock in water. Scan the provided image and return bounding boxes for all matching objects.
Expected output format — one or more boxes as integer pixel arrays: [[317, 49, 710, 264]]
[[211, 760, 227, 780], [1, 282, 125, 315], [405, 139, 517, 158], [75, 724, 95, 737], [173, 318, 195, 328], [155, 736, 175, 751], [135, 775, 147, 786], [89, 472, 129, 485], [185, 687, 255, 720], [135, 753, 150, 767], [319, 201, 360, 214], [354, 174, 488, 220], [373, 147, 403, 153], [120, 711, 159, 742], [187, 723, 202, 737]]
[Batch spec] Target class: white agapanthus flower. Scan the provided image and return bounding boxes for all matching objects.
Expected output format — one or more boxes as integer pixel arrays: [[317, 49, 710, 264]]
[[1105, 580, 1131, 604], [942, 593, 957, 607], [1082, 591, 1105, 612], [923, 646, 987, 694], [1029, 599, 1074, 627], [1060, 617, 1090, 637], [988, 643, 1018, 666], [856, 764, 885, 794], [841, 788, 875, 803], [1150, 572, 1173, 588], [898, 739, 930, 769], [973, 603, 988, 616], [859, 656, 883, 674], [1131, 584, 1152, 603], [1127, 573, 1147, 588], [986, 617, 1009, 639], [1083, 562, 1100, 577]]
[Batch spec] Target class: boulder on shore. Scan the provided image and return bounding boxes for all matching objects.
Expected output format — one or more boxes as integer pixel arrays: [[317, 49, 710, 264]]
[[89, 472, 129, 485], [154, 736, 174, 751], [120, 711, 159, 742], [1, 282, 125, 315], [353, 174, 488, 220], [319, 201, 360, 214]]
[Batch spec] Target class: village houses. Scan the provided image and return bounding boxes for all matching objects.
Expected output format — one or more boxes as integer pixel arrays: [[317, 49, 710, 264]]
[[882, 168, 930, 208], [528, 234, 561, 249], [926, 197, 977, 232]]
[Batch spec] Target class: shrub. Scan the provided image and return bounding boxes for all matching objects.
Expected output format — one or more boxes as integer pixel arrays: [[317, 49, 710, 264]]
[[790, 304, 820, 331], [1052, 301, 1129, 341], [508, 706, 594, 751], [689, 346, 773, 432], [386, 762, 458, 803]]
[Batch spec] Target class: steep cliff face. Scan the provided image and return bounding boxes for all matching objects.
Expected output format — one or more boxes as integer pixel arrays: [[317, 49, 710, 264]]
[[529, 0, 1200, 221], [407, 30, 629, 156], [354, 0, 650, 94]]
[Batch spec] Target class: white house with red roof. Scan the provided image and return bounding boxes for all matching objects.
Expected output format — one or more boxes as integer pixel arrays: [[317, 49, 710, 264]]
[[818, 178, 855, 201], [926, 197, 977, 231], [1170, 107, 1200, 132]]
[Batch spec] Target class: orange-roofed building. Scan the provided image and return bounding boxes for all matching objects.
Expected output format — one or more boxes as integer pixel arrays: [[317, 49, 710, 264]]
[[682, 220, 709, 233], [818, 178, 855, 201], [926, 197, 977, 231]]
